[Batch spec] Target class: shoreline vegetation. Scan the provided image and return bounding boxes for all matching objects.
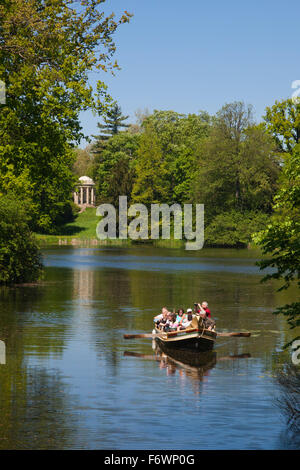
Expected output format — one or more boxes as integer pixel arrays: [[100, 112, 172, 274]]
[[35, 207, 259, 250]]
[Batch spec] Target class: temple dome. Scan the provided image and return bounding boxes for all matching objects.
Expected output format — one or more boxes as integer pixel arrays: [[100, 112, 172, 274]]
[[79, 175, 95, 185]]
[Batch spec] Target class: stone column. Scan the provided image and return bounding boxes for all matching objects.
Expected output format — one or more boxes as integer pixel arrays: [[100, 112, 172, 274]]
[[80, 186, 83, 205], [91, 187, 95, 205]]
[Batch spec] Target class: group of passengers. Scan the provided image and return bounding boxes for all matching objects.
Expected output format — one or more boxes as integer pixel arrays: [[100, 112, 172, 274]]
[[154, 302, 215, 332]]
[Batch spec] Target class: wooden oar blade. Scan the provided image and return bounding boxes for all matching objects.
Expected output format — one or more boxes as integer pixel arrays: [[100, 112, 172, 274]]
[[124, 333, 158, 339], [217, 332, 251, 338]]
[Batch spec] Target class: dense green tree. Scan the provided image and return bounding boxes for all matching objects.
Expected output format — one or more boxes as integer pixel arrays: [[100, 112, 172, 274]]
[[0, 0, 131, 232], [142, 110, 210, 203], [93, 132, 139, 205], [253, 144, 300, 342], [91, 104, 131, 174], [95, 103, 130, 139], [73, 146, 94, 178], [131, 124, 169, 205], [193, 102, 280, 218], [239, 125, 280, 211], [264, 99, 300, 152], [92, 109, 210, 209], [0, 194, 43, 284], [205, 211, 271, 247], [195, 102, 254, 211]]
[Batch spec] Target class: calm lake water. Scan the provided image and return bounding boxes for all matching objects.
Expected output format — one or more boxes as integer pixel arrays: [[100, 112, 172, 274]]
[[0, 246, 299, 450]]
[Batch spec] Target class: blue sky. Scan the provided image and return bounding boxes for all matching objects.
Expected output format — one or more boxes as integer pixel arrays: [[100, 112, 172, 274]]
[[79, 0, 300, 146]]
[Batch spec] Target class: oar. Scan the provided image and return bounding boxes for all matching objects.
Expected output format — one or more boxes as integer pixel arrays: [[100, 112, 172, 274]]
[[124, 331, 251, 340], [216, 331, 251, 338], [124, 333, 162, 339], [124, 328, 197, 339]]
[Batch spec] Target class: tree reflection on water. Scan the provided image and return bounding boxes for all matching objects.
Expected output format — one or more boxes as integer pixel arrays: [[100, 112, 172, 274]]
[[276, 364, 300, 448]]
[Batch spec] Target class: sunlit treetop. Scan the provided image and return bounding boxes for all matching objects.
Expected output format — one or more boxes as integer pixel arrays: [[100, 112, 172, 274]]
[[0, 0, 133, 141]]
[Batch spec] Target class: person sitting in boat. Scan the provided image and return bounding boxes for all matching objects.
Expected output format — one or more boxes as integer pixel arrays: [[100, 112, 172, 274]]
[[196, 301, 211, 318], [163, 313, 179, 332], [180, 308, 193, 329], [202, 301, 212, 318], [154, 307, 169, 326], [175, 308, 193, 330], [176, 308, 185, 325], [196, 302, 216, 331]]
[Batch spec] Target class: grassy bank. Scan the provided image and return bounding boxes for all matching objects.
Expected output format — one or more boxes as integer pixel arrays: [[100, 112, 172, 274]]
[[35, 209, 189, 248], [36, 207, 131, 247], [35, 207, 260, 250]]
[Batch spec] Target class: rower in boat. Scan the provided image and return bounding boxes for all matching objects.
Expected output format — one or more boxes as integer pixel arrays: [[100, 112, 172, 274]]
[[194, 302, 216, 331]]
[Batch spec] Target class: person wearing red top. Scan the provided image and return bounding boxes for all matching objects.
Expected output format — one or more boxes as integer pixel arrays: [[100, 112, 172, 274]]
[[196, 301, 215, 330], [196, 301, 212, 318], [201, 301, 211, 318]]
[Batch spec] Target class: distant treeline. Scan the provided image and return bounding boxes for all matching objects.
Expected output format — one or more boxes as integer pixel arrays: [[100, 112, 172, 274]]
[[75, 100, 288, 247]]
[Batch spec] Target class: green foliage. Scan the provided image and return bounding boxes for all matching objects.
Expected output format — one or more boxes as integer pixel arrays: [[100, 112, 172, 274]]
[[73, 147, 94, 178], [95, 103, 130, 140], [92, 104, 130, 168], [0, 1, 131, 232], [205, 211, 270, 247], [193, 102, 280, 218], [93, 132, 140, 206], [53, 201, 80, 228], [142, 110, 210, 204], [264, 99, 300, 152], [0, 194, 43, 284], [131, 124, 169, 205], [254, 145, 300, 340]]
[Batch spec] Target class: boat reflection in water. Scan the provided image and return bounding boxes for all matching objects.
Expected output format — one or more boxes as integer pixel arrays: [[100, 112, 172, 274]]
[[124, 343, 251, 391]]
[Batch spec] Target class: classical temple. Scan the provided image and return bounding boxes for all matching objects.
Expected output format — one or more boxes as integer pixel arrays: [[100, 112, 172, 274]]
[[73, 176, 96, 208]]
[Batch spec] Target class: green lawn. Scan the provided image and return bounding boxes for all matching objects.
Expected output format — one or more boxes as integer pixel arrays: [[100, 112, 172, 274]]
[[35, 207, 129, 246], [61, 207, 100, 238], [35, 208, 185, 248]]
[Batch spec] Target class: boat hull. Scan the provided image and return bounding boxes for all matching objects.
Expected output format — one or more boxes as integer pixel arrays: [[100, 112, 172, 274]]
[[155, 335, 214, 352], [154, 326, 216, 352]]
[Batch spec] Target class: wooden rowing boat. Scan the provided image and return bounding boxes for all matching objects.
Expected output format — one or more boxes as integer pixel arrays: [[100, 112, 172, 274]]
[[123, 314, 251, 352], [153, 315, 217, 352]]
